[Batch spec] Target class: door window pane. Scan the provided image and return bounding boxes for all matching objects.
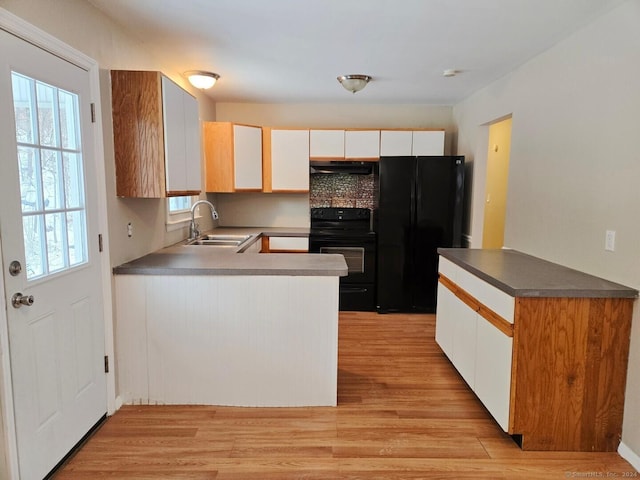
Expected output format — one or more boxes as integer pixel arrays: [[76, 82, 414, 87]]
[[36, 82, 59, 148], [58, 90, 80, 150], [63, 152, 84, 209], [12, 72, 89, 280], [41, 149, 64, 210], [17, 146, 43, 212], [22, 215, 45, 279], [12, 73, 37, 144], [67, 210, 87, 266]]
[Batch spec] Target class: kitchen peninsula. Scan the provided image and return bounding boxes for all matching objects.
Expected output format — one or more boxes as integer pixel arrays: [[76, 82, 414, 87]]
[[113, 228, 346, 408], [436, 248, 638, 451]]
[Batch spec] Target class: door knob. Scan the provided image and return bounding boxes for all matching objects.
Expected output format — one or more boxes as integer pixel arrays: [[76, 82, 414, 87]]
[[11, 293, 34, 309]]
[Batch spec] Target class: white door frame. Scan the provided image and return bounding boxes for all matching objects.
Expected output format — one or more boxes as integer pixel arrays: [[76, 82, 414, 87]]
[[0, 8, 116, 478]]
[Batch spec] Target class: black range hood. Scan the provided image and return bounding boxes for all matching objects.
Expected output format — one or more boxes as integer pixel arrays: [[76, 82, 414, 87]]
[[309, 160, 377, 175]]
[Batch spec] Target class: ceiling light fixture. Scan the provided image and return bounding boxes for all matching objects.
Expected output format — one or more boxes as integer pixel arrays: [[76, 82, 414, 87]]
[[185, 70, 220, 89], [337, 74, 371, 94]]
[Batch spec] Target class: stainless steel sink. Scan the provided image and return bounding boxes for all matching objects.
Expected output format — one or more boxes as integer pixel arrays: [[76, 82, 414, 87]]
[[185, 234, 252, 246], [202, 234, 252, 242]]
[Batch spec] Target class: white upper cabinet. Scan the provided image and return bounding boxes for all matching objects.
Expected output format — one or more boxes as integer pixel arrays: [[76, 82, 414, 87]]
[[380, 130, 445, 157], [379, 130, 413, 156], [344, 130, 380, 159], [309, 130, 345, 158], [411, 130, 445, 156], [268, 129, 310, 192], [233, 124, 263, 190], [111, 70, 201, 198], [204, 122, 262, 192], [162, 76, 201, 194]]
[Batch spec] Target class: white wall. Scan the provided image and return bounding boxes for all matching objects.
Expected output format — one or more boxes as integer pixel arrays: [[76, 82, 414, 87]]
[[214, 103, 454, 227], [454, 0, 640, 462], [0, 0, 218, 268]]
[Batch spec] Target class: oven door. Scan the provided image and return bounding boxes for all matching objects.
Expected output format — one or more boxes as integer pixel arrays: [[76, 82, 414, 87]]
[[308, 235, 375, 285], [309, 234, 376, 311]]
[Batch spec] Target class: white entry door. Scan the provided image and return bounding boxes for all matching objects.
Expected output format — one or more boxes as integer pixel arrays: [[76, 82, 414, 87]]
[[0, 28, 107, 479]]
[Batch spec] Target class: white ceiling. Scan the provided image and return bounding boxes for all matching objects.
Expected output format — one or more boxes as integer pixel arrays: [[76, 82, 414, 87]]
[[88, 0, 626, 104]]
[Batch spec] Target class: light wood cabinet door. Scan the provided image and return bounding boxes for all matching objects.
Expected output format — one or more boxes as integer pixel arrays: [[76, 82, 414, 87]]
[[344, 130, 380, 159], [309, 130, 345, 159], [111, 70, 201, 198], [412, 130, 445, 156], [267, 129, 309, 192]]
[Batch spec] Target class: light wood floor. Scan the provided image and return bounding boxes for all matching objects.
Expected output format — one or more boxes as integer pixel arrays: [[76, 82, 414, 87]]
[[55, 312, 636, 479]]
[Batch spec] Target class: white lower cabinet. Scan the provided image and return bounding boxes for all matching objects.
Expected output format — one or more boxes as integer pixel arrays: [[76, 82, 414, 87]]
[[435, 252, 635, 451], [435, 285, 477, 388], [474, 317, 512, 431], [268, 237, 308, 252], [436, 257, 513, 431]]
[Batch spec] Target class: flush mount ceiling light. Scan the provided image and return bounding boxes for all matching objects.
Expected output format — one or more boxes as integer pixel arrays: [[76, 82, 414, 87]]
[[337, 74, 371, 94], [185, 70, 220, 89]]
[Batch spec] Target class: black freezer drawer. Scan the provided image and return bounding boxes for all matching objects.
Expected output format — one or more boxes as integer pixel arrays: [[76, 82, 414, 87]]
[[339, 284, 376, 311]]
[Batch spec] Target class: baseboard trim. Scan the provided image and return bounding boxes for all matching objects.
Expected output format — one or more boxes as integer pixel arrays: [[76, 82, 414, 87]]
[[619, 442, 640, 472]]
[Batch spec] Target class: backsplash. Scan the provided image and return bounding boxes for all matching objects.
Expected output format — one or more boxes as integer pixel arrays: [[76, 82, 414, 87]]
[[310, 174, 377, 209]]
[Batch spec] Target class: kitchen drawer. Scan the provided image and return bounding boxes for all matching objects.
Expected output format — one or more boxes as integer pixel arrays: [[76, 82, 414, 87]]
[[457, 268, 514, 323], [438, 256, 459, 282]]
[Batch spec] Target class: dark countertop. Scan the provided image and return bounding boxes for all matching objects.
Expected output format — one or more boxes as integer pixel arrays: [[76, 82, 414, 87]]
[[438, 248, 638, 299], [114, 227, 347, 277]]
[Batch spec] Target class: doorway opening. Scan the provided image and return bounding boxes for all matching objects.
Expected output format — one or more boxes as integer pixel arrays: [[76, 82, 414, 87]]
[[482, 117, 512, 249]]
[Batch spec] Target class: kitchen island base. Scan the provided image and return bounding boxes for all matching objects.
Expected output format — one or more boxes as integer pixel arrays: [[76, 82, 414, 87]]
[[436, 249, 637, 452], [115, 274, 339, 407]]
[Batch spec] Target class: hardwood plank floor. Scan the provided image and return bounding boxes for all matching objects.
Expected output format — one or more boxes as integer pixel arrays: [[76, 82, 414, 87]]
[[54, 312, 637, 479]]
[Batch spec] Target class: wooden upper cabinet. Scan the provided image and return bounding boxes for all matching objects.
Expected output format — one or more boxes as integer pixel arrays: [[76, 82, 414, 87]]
[[263, 128, 309, 193], [344, 130, 380, 160], [309, 130, 345, 159], [204, 122, 263, 192], [380, 129, 445, 157], [111, 70, 201, 198]]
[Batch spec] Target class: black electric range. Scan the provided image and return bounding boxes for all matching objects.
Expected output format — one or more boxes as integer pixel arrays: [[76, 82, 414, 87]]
[[309, 208, 376, 311]]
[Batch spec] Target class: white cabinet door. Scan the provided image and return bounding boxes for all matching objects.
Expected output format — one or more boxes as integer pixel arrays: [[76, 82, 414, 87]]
[[435, 284, 456, 358], [233, 125, 263, 190], [345, 130, 380, 159], [183, 92, 201, 191], [436, 280, 476, 389], [412, 130, 445, 156], [310, 130, 344, 158], [271, 129, 309, 191], [162, 76, 201, 193], [380, 130, 413, 156], [268, 237, 309, 252], [451, 299, 478, 390], [474, 318, 513, 431]]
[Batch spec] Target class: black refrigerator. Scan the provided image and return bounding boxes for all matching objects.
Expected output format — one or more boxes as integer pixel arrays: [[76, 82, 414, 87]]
[[376, 156, 464, 313]]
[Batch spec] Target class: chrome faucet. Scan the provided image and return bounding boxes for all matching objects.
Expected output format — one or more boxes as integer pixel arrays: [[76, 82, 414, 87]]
[[189, 200, 219, 240]]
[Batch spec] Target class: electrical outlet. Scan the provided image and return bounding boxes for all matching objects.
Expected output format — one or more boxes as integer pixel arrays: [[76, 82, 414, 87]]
[[605, 230, 616, 252]]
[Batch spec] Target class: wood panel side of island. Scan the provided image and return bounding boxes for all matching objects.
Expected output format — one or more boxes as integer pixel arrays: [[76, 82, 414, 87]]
[[511, 297, 633, 451]]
